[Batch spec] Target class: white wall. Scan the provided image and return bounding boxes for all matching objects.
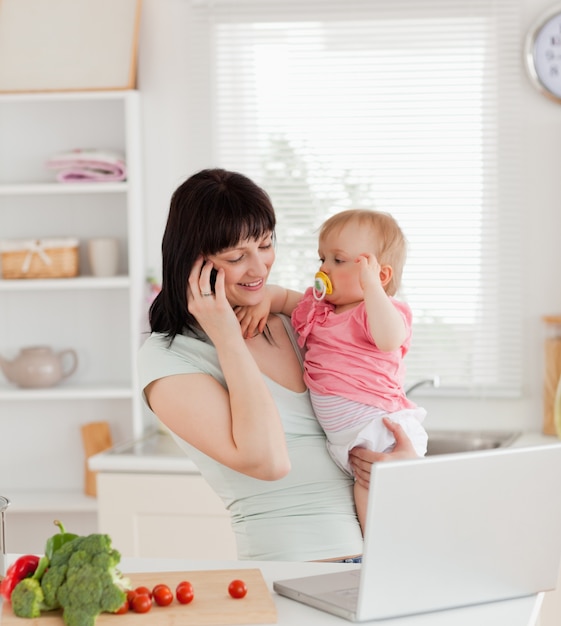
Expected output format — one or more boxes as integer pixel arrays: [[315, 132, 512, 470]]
[[135, 0, 561, 434]]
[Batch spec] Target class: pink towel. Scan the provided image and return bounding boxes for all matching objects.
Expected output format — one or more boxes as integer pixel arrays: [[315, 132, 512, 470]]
[[46, 149, 127, 182]]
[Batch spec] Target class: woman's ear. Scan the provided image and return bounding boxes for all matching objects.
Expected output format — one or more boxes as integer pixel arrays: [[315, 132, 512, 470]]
[[379, 264, 393, 288]]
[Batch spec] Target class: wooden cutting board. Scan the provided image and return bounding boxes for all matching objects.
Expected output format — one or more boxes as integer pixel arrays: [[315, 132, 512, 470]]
[[1, 569, 277, 625]]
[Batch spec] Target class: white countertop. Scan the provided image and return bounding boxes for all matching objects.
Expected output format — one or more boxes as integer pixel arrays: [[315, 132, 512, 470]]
[[88, 429, 199, 474], [122, 558, 543, 626], [0, 555, 544, 626], [89, 427, 558, 475]]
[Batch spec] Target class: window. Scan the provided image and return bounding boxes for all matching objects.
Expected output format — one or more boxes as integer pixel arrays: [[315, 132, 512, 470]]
[[191, 0, 522, 395]]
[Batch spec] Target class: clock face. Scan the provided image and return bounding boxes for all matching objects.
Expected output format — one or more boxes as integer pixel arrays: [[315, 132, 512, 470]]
[[526, 8, 561, 101]]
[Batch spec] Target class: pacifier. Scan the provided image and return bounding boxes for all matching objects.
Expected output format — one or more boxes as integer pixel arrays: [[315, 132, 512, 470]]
[[313, 271, 333, 301]]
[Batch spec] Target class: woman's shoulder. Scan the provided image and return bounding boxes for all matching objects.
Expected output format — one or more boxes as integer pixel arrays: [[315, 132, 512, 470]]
[[138, 330, 224, 388], [140, 328, 210, 353], [139, 331, 190, 361]]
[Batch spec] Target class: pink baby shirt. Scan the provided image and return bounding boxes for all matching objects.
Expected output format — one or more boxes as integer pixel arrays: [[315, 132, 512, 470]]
[[291, 288, 417, 414]]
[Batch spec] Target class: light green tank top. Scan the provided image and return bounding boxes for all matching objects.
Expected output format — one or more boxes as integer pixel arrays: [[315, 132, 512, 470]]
[[137, 316, 363, 561]]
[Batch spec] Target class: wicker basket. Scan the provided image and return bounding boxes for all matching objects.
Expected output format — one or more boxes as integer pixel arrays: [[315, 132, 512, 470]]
[[0, 238, 79, 279]]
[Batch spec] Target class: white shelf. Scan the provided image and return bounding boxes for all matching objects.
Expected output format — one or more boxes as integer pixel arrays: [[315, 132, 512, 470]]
[[4, 489, 98, 513], [0, 89, 145, 544], [0, 90, 132, 104], [0, 182, 128, 195], [0, 383, 134, 400], [0, 276, 131, 291]]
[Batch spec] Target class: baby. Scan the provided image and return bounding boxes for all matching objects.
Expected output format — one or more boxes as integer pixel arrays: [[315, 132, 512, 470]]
[[238, 209, 428, 531]]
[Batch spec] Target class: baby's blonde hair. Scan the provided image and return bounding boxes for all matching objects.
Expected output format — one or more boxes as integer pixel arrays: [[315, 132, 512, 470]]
[[319, 209, 407, 296]]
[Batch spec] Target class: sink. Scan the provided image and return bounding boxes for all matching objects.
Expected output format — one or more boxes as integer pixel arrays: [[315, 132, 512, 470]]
[[425, 429, 520, 456]]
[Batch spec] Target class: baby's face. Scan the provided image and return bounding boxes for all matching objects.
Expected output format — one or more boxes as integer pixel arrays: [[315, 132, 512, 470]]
[[317, 223, 377, 309]]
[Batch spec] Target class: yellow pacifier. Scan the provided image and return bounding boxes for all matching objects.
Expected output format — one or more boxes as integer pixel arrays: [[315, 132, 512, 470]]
[[313, 271, 333, 301]]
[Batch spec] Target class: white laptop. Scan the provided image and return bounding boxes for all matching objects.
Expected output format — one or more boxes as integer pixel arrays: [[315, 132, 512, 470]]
[[274, 443, 561, 622]]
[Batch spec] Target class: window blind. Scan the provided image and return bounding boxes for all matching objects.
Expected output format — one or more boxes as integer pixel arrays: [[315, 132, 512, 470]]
[[191, 0, 522, 396]]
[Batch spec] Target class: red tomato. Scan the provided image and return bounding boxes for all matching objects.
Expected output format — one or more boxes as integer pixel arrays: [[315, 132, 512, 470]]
[[114, 598, 129, 614], [228, 579, 248, 599], [152, 583, 174, 607], [126, 589, 137, 603], [134, 586, 152, 598], [131, 593, 152, 613], [176, 581, 194, 604]]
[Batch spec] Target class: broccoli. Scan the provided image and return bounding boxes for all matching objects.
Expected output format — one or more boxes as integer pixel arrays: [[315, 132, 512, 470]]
[[11, 578, 50, 619], [41, 562, 67, 609], [39, 533, 129, 626]]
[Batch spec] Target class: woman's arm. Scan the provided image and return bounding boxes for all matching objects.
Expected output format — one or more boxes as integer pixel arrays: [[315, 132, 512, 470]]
[[348, 418, 419, 489], [145, 259, 291, 481]]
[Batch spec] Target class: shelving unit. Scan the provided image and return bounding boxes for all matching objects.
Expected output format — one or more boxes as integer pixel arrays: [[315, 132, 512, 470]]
[[0, 90, 150, 552]]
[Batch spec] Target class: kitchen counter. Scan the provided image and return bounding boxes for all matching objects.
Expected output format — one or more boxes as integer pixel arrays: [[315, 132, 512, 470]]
[[89, 427, 558, 475], [0, 554, 544, 626], [89, 428, 199, 474], [102, 559, 547, 626]]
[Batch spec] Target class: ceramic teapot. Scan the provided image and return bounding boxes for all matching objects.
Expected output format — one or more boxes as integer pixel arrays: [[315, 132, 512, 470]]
[[0, 346, 78, 388]]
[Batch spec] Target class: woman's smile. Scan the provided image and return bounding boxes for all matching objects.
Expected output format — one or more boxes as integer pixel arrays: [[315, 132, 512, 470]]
[[239, 278, 264, 290]]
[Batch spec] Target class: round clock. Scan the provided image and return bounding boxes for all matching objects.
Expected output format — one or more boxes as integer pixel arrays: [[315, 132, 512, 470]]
[[525, 4, 561, 103]]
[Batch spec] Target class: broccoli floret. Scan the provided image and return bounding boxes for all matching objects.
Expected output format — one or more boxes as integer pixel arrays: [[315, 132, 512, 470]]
[[58, 563, 104, 626], [41, 562, 67, 609], [39, 533, 128, 626], [11, 578, 49, 618]]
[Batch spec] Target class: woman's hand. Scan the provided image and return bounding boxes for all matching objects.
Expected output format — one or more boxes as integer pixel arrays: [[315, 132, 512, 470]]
[[349, 418, 419, 489], [187, 257, 240, 339]]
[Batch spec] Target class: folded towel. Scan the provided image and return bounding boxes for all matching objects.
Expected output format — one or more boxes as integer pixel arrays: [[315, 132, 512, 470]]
[[46, 149, 127, 182]]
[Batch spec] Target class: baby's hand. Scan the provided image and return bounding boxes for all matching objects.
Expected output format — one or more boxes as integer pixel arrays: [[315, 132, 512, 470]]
[[356, 253, 383, 291], [235, 300, 271, 338]]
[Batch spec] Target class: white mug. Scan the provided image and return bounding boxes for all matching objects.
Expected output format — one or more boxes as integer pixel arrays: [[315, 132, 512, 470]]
[[88, 238, 119, 277]]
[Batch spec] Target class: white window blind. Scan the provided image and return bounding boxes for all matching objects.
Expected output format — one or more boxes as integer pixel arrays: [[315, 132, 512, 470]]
[[191, 0, 522, 396]]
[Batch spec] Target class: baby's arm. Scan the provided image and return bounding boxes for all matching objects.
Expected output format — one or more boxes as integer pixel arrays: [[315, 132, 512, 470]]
[[358, 254, 407, 352], [236, 285, 303, 338]]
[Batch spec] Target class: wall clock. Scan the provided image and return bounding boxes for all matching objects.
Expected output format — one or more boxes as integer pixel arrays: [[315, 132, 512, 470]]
[[525, 4, 561, 103]]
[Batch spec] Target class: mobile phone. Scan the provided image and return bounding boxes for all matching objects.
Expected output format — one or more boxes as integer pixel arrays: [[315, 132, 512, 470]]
[[201, 260, 218, 293], [210, 268, 218, 293]]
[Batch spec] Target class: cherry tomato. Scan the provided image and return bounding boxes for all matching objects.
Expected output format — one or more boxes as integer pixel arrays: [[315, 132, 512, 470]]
[[176, 581, 195, 604], [228, 579, 248, 599], [126, 589, 137, 603], [134, 586, 152, 598], [114, 598, 129, 614], [131, 593, 152, 613], [152, 583, 174, 607]]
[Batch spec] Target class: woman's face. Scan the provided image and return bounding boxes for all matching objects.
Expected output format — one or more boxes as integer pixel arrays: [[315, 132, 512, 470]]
[[206, 232, 275, 307]]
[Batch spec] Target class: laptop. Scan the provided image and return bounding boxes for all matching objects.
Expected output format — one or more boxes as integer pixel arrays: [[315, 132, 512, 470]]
[[274, 443, 561, 621]]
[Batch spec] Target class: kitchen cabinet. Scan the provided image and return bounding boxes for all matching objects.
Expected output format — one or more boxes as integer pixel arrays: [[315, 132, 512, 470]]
[[539, 568, 561, 626], [0, 90, 151, 553], [96, 472, 237, 560]]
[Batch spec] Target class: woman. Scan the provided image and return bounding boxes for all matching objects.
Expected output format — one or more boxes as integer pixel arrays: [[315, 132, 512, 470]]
[[138, 168, 416, 561]]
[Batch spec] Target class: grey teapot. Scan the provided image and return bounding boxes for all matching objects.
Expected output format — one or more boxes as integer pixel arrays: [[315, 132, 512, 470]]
[[0, 346, 78, 388]]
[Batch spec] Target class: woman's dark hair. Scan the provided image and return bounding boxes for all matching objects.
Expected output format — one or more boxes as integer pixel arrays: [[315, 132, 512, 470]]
[[149, 168, 276, 339]]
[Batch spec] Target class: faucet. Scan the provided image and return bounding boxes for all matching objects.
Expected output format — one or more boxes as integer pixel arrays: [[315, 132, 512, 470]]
[[405, 375, 440, 397]]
